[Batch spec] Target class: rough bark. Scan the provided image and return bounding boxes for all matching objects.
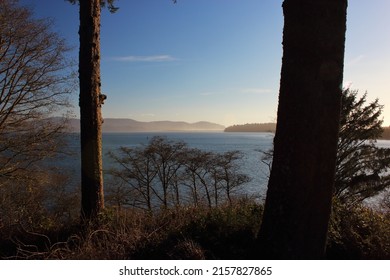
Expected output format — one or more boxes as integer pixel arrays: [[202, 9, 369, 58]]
[[258, 0, 348, 259], [79, 0, 104, 220]]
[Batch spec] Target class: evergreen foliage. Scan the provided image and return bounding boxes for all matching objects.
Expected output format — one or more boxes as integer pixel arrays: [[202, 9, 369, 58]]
[[262, 90, 390, 205], [335, 90, 390, 204], [224, 123, 276, 133], [67, 0, 119, 13]]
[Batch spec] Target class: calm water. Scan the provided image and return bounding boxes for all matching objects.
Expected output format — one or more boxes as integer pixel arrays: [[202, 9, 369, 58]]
[[60, 132, 275, 198], [55, 133, 390, 204]]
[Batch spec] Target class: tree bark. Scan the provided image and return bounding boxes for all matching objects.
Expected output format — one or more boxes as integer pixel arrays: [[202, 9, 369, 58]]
[[258, 0, 348, 259], [79, 0, 104, 220]]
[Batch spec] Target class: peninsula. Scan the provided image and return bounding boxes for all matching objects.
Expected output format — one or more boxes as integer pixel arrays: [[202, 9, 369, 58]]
[[224, 123, 276, 133]]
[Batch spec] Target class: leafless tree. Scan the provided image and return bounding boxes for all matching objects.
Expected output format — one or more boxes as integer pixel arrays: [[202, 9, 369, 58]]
[[218, 151, 251, 205], [107, 146, 158, 211], [107, 137, 251, 210], [181, 149, 213, 207], [0, 0, 74, 186], [147, 136, 187, 209]]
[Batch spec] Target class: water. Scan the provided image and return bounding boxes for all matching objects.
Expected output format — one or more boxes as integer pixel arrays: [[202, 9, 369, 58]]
[[59, 132, 275, 199], [54, 133, 390, 206]]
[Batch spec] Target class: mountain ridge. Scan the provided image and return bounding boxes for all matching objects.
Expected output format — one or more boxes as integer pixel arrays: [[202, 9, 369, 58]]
[[64, 118, 225, 132]]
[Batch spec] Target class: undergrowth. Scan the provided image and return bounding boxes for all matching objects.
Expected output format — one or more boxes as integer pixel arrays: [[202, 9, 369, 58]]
[[0, 198, 389, 259]]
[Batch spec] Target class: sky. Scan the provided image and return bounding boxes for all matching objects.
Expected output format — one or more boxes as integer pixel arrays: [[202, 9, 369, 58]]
[[20, 0, 390, 127]]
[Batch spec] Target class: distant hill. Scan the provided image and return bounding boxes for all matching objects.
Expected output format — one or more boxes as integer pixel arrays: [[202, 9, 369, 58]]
[[64, 118, 225, 132], [381, 126, 390, 140], [224, 123, 276, 133], [224, 124, 390, 137]]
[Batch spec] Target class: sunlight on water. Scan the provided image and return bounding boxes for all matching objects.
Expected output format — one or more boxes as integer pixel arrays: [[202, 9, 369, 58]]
[[57, 132, 275, 199], [56, 134, 390, 205]]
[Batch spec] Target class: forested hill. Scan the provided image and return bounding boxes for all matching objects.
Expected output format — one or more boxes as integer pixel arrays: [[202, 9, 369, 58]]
[[63, 118, 225, 132], [224, 123, 390, 138], [224, 123, 276, 133], [380, 126, 390, 140]]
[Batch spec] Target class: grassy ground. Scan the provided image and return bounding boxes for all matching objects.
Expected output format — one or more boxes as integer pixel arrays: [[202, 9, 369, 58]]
[[0, 198, 389, 259]]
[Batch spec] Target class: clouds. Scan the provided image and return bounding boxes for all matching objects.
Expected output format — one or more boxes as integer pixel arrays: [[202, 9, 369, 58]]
[[112, 55, 177, 62], [346, 55, 365, 68]]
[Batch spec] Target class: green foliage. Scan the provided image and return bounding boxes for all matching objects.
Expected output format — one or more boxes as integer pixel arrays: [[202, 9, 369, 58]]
[[177, 198, 263, 259], [224, 123, 276, 133], [327, 199, 390, 259], [335, 90, 390, 204], [262, 89, 390, 205]]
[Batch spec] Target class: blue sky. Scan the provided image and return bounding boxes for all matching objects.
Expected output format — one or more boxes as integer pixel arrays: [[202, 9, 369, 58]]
[[20, 0, 390, 126]]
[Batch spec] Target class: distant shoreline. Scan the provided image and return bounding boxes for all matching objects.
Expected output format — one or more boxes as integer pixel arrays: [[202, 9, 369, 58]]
[[224, 123, 276, 133], [61, 118, 225, 133]]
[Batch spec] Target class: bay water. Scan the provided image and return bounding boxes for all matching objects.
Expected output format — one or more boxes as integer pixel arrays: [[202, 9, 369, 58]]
[[59, 132, 274, 199], [54, 133, 390, 206]]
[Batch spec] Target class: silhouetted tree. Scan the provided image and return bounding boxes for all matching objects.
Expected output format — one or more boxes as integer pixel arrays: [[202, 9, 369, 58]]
[[218, 151, 251, 205], [67, 0, 177, 220], [107, 146, 158, 211], [107, 137, 250, 210], [335, 90, 390, 204], [258, 0, 348, 259], [0, 0, 74, 227], [67, 0, 119, 220], [147, 136, 187, 208], [181, 149, 213, 207], [0, 0, 73, 184], [78, 0, 104, 221]]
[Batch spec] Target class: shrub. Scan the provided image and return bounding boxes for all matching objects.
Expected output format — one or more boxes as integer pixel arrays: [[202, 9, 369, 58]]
[[327, 199, 390, 259]]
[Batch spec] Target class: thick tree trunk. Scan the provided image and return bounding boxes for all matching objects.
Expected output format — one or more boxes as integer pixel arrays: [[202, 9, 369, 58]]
[[79, 0, 104, 220], [258, 0, 348, 259]]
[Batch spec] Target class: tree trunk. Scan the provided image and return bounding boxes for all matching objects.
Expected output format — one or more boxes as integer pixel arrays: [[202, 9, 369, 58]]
[[258, 0, 348, 259], [79, 0, 104, 220]]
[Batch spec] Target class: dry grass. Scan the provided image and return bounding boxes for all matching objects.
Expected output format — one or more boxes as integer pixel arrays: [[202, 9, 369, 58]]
[[1, 197, 389, 259], [0, 198, 262, 259]]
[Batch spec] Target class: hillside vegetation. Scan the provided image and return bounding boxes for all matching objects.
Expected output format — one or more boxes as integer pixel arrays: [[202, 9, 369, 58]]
[[1, 197, 389, 259], [64, 118, 225, 132], [380, 127, 390, 140], [225, 123, 390, 139], [224, 123, 276, 133]]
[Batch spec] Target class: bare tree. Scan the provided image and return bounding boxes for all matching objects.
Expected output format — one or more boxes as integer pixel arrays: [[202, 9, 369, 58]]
[[107, 146, 158, 211], [108, 137, 252, 210], [0, 0, 75, 229], [218, 151, 251, 205], [0, 0, 74, 185], [181, 149, 213, 207], [147, 136, 187, 208]]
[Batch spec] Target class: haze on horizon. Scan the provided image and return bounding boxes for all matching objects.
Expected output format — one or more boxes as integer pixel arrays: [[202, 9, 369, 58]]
[[21, 0, 390, 127]]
